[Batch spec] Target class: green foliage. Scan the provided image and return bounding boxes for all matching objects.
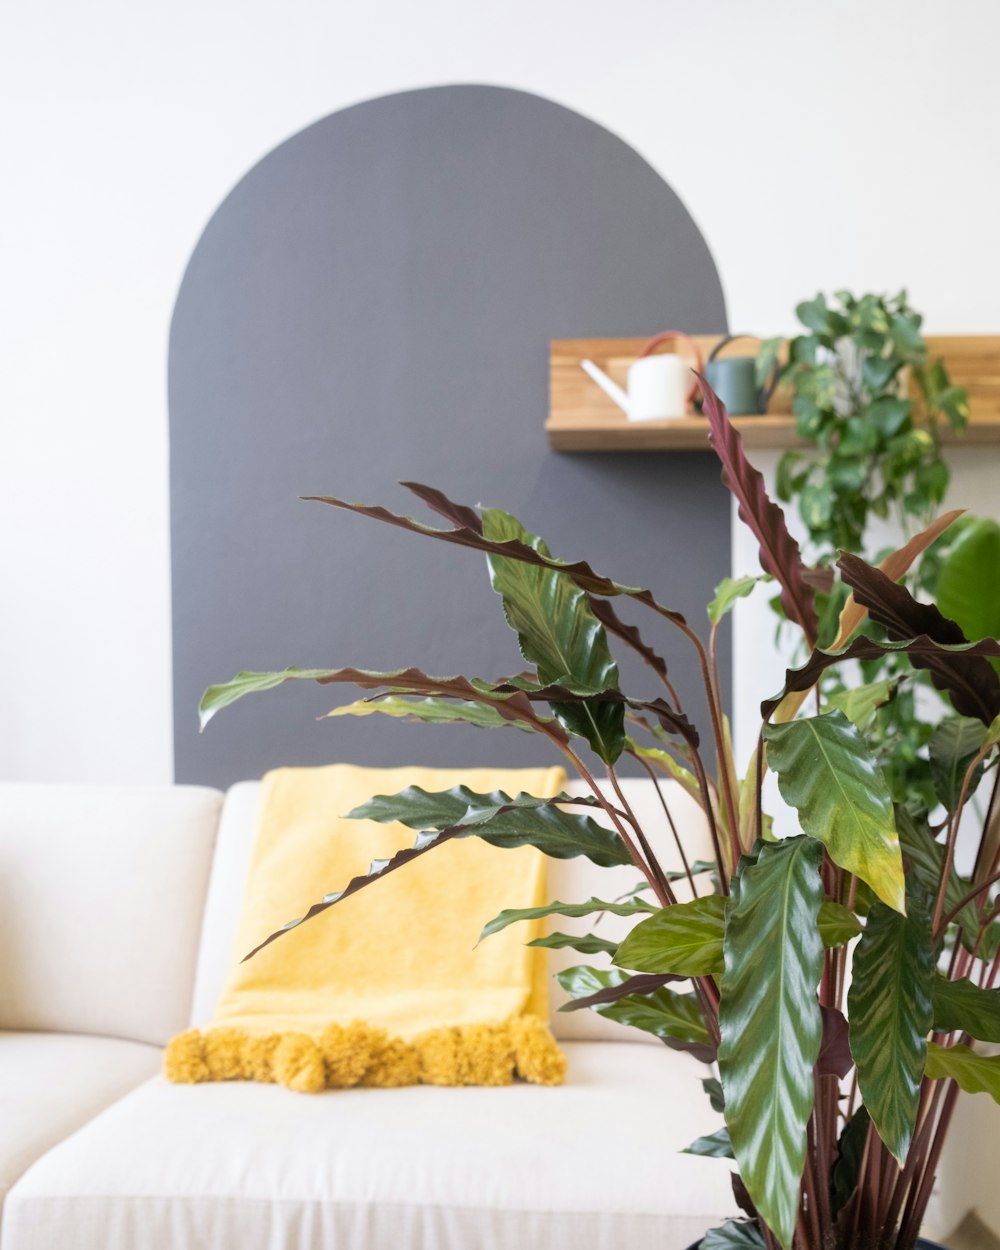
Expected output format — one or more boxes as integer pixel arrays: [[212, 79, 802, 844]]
[[348, 784, 632, 867], [928, 716, 987, 811], [555, 965, 710, 1046], [701, 1222, 766, 1250], [613, 896, 727, 976], [848, 898, 934, 1161], [684, 1127, 734, 1159], [708, 575, 768, 625], [931, 974, 1000, 1043], [719, 838, 825, 1250], [936, 518, 1000, 646], [925, 1043, 1000, 1103], [326, 694, 552, 732], [481, 507, 625, 763], [776, 290, 967, 554], [763, 711, 905, 912], [479, 896, 656, 941], [525, 931, 619, 956], [830, 1108, 871, 1218]]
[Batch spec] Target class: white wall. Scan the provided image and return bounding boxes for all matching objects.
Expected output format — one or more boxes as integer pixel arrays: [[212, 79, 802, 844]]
[[2, 0, 999, 782]]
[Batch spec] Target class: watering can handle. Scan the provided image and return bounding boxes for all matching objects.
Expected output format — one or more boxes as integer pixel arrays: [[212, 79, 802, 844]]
[[637, 330, 704, 405], [706, 333, 782, 412]]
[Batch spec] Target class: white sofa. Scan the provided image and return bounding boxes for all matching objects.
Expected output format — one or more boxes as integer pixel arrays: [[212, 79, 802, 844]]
[[0, 777, 992, 1249]]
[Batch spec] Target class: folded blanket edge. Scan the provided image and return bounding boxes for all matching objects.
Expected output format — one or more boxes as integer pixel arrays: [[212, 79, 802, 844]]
[[164, 1016, 566, 1092]]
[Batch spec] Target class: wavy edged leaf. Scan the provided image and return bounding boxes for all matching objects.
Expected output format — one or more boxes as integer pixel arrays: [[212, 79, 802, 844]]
[[525, 931, 618, 956], [613, 896, 727, 976], [306, 488, 690, 618], [925, 1042, 1000, 1101], [241, 792, 621, 960], [349, 785, 631, 868], [932, 974, 1000, 1042], [848, 897, 934, 1161], [773, 510, 963, 723], [838, 551, 1000, 725], [719, 836, 825, 1250], [700, 378, 818, 645], [762, 635, 1000, 721], [763, 711, 904, 912], [325, 695, 554, 733], [200, 665, 565, 735], [555, 965, 709, 1049], [481, 507, 624, 763], [479, 895, 656, 942]]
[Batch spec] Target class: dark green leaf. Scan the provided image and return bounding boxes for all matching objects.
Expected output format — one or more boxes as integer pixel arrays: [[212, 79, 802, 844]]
[[479, 895, 656, 941], [763, 711, 905, 912], [703, 1076, 725, 1112], [701, 1221, 766, 1250], [867, 396, 911, 439], [848, 897, 934, 1161], [818, 901, 863, 948], [526, 931, 618, 956], [830, 1107, 871, 1217], [932, 974, 1000, 1042], [555, 965, 709, 1045], [481, 507, 625, 763], [719, 837, 825, 1250], [929, 716, 987, 811], [349, 785, 632, 868], [684, 1127, 734, 1158], [925, 1042, 1000, 1102], [613, 896, 727, 976]]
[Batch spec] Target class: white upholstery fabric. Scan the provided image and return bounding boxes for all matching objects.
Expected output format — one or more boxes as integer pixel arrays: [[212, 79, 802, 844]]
[[0, 783, 223, 1045], [2, 1041, 734, 1250], [190, 777, 714, 1045], [0, 1032, 160, 1207]]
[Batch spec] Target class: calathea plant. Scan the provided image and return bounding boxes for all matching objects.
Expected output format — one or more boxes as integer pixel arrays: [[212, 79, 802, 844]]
[[203, 383, 1000, 1250]]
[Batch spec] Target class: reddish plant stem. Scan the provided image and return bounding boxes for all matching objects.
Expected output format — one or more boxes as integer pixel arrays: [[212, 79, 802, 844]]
[[607, 764, 675, 904], [676, 618, 741, 870], [634, 752, 699, 897], [933, 745, 991, 935], [897, 1079, 961, 1249]]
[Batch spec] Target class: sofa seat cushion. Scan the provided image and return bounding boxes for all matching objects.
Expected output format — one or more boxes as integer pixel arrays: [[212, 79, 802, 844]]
[[0, 1032, 161, 1207], [2, 1041, 735, 1250]]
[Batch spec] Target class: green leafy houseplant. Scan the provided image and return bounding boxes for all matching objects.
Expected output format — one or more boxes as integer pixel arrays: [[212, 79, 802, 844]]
[[203, 385, 1000, 1250], [767, 290, 972, 812]]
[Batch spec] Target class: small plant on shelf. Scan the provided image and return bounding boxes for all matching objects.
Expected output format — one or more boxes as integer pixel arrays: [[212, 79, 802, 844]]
[[204, 382, 1000, 1250]]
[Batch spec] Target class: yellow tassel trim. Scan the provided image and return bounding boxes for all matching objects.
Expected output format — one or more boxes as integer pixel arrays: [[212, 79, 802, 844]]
[[164, 1018, 566, 1092]]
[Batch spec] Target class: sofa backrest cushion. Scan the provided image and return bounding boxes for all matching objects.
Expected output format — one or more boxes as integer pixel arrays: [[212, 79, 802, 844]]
[[192, 775, 712, 1045], [0, 783, 223, 1046]]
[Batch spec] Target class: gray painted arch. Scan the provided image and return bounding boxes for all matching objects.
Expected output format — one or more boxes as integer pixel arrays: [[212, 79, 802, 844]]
[[170, 84, 730, 787]]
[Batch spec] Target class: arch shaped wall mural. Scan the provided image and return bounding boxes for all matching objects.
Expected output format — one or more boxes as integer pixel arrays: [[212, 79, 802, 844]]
[[170, 84, 729, 786]]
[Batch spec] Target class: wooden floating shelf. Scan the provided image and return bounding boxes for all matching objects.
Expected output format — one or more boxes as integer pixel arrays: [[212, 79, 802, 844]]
[[547, 334, 1000, 452]]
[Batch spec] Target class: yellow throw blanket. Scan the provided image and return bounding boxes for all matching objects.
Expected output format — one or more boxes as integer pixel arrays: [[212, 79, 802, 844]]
[[166, 763, 568, 1092]]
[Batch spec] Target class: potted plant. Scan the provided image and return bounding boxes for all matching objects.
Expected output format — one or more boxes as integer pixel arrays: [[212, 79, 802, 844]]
[[202, 383, 1000, 1250]]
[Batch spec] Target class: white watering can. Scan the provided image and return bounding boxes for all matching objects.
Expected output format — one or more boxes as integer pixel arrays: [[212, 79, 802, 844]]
[[581, 330, 703, 421]]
